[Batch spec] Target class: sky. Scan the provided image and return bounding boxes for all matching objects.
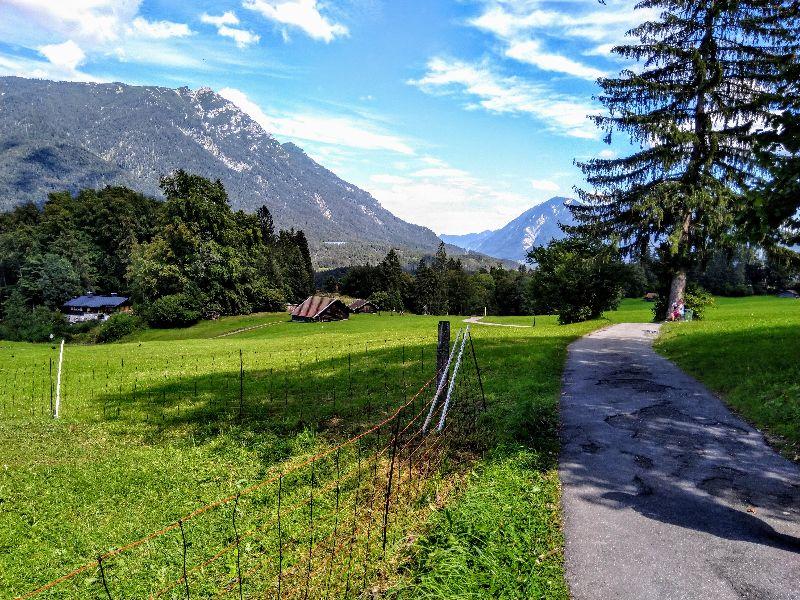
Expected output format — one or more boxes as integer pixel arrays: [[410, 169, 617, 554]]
[[0, 0, 649, 235]]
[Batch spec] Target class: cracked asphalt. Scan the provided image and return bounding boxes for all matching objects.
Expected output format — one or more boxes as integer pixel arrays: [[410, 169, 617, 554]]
[[560, 323, 800, 600]]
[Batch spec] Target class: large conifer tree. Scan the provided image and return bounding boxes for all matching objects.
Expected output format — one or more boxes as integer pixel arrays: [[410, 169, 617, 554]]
[[569, 0, 800, 308]]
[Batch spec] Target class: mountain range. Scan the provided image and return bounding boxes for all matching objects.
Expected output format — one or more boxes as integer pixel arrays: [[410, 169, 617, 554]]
[[0, 76, 446, 268], [440, 197, 576, 263]]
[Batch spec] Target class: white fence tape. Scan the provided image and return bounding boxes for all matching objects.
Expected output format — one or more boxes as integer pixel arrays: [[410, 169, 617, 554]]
[[436, 325, 469, 432], [422, 327, 462, 433]]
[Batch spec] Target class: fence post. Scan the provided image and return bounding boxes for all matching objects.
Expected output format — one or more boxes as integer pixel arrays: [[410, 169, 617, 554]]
[[233, 494, 243, 600], [54, 339, 64, 418], [179, 519, 190, 599], [49, 358, 53, 416], [436, 321, 450, 388], [382, 416, 401, 556], [238, 349, 244, 421], [467, 331, 486, 411], [277, 474, 283, 600], [97, 555, 112, 600]]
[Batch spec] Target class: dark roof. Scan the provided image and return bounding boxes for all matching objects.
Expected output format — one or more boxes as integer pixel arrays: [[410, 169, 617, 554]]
[[63, 294, 129, 309], [348, 299, 372, 310], [291, 296, 348, 319]]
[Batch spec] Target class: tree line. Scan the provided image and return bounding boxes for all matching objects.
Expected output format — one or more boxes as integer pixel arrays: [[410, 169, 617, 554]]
[[0, 171, 314, 341], [325, 243, 539, 316]]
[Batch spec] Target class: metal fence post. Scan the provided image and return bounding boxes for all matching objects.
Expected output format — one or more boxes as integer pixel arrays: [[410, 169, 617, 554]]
[[436, 321, 450, 388]]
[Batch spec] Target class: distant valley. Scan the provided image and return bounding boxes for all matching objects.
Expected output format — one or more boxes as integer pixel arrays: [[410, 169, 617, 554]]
[[441, 197, 577, 263]]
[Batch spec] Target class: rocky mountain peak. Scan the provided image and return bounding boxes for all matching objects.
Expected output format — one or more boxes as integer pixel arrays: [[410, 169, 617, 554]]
[[440, 196, 577, 263], [0, 76, 440, 267]]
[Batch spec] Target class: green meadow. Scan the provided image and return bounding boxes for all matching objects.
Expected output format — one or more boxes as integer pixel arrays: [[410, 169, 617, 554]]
[[0, 310, 597, 599], [658, 296, 800, 460], [1, 297, 797, 599]]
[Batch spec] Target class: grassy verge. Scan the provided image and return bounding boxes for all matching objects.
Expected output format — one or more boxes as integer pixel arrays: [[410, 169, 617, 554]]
[[0, 312, 601, 598], [389, 446, 567, 600], [656, 296, 800, 461], [388, 315, 599, 599]]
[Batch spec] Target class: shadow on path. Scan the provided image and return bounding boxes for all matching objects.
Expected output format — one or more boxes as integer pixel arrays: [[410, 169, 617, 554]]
[[560, 323, 800, 600]]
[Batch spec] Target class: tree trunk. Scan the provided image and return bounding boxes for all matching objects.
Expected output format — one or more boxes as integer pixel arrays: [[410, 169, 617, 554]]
[[667, 270, 687, 315]]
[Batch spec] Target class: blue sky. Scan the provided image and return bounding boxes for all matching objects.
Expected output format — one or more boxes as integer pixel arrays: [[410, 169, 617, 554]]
[[0, 0, 648, 234]]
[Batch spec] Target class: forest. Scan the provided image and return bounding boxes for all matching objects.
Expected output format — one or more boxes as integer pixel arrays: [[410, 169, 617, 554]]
[[0, 171, 314, 341], [325, 237, 798, 323]]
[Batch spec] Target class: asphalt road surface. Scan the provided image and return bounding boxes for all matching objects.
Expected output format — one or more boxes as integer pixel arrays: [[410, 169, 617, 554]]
[[560, 323, 800, 600]]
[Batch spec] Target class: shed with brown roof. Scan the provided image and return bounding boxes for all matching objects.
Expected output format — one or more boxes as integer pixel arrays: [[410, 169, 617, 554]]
[[348, 299, 378, 314], [291, 295, 350, 322]]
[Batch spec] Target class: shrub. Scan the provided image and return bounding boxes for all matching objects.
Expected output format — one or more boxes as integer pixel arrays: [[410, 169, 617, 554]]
[[97, 313, 141, 342], [527, 238, 625, 325], [250, 285, 286, 312], [0, 291, 67, 342], [684, 285, 715, 319], [145, 294, 200, 328], [652, 283, 715, 320]]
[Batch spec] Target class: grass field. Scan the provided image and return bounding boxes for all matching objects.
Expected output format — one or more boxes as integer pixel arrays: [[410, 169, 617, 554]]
[[463, 298, 655, 328], [0, 310, 599, 599], [657, 296, 800, 461], [5, 296, 793, 599]]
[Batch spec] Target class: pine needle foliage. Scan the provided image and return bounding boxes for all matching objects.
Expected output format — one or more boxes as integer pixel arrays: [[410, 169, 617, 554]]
[[569, 0, 800, 297]]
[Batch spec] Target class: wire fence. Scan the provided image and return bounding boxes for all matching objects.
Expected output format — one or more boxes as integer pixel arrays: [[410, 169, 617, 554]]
[[0, 333, 442, 428], [4, 324, 487, 598], [13, 328, 486, 599]]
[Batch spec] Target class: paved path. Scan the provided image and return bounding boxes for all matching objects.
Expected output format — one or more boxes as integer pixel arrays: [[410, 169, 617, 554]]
[[560, 323, 800, 600], [462, 316, 532, 328]]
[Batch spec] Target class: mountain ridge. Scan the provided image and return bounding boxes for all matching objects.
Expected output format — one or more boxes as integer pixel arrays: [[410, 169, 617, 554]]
[[0, 76, 440, 267], [440, 197, 577, 263]]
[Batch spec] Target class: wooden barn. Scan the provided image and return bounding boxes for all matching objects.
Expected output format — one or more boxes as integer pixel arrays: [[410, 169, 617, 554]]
[[348, 299, 378, 314], [291, 296, 350, 322]]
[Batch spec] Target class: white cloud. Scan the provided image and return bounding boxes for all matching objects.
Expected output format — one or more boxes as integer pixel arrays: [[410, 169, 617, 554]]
[[38, 39, 85, 72], [219, 87, 415, 154], [505, 40, 605, 81], [472, 0, 653, 46], [128, 17, 193, 39], [370, 174, 411, 185], [366, 157, 541, 234], [597, 149, 617, 159], [201, 11, 240, 27], [409, 57, 600, 139], [1, 0, 138, 44], [242, 0, 348, 42], [0, 46, 97, 82], [469, 0, 657, 73], [471, 6, 563, 40], [218, 25, 261, 47], [421, 156, 448, 167], [411, 167, 472, 179], [530, 179, 559, 192], [0, 0, 198, 74], [200, 11, 259, 47]]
